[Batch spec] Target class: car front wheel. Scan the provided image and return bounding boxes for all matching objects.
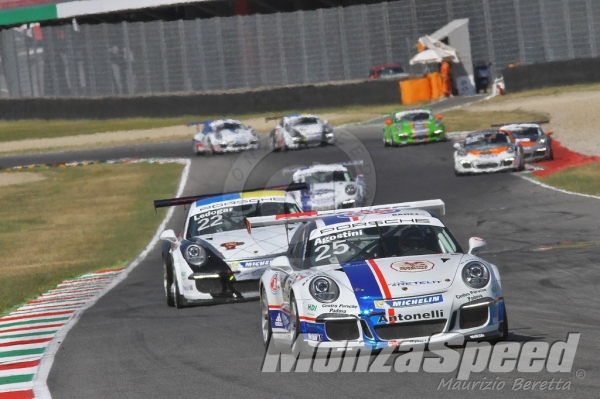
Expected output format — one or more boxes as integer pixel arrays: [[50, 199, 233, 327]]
[[171, 265, 186, 309], [164, 260, 174, 307], [261, 287, 272, 347]]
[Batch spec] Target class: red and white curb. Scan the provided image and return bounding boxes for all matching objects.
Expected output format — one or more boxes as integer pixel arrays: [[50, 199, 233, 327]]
[[0, 158, 191, 399]]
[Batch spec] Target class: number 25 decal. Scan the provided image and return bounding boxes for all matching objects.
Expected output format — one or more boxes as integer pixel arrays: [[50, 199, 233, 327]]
[[197, 214, 223, 231], [314, 240, 349, 262]]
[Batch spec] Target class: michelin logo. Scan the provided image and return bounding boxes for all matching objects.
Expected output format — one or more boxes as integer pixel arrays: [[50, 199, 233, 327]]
[[375, 294, 443, 309], [240, 259, 273, 268]]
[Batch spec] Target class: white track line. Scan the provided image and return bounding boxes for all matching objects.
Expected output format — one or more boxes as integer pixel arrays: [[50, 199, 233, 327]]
[[32, 159, 191, 399]]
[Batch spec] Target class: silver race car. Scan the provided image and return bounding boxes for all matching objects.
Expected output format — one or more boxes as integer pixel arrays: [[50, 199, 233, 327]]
[[284, 162, 366, 211], [249, 200, 508, 352], [454, 130, 525, 175], [268, 114, 335, 151], [154, 186, 305, 307], [191, 119, 259, 155], [495, 121, 554, 162]]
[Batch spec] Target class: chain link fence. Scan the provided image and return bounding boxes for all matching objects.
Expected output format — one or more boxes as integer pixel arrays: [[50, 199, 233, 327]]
[[1, 0, 599, 98]]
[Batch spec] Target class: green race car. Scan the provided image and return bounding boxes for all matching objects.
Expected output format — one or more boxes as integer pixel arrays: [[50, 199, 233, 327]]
[[383, 108, 446, 146]]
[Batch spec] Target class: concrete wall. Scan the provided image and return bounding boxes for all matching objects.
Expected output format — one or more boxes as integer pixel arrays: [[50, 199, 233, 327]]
[[0, 79, 403, 120], [503, 57, 600, 93]]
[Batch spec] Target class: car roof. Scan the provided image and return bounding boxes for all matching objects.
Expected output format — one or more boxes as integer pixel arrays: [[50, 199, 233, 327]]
[[499, 123, 541, 130], [293, 164, 349, 176]]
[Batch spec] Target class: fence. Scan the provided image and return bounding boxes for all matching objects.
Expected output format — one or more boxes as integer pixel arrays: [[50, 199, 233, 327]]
[[1, 0, 599, 98]]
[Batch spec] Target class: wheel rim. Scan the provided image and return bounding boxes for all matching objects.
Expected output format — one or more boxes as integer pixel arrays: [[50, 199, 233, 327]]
[[261, 294, 270, 344]]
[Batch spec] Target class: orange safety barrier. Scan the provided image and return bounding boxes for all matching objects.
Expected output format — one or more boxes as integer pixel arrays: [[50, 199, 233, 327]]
[[428, 72, 443, 100], [399, 77, 431, 105]]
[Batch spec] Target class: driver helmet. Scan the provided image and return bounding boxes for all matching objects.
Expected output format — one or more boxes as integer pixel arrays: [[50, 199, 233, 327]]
[[398, 226, 427, 250]]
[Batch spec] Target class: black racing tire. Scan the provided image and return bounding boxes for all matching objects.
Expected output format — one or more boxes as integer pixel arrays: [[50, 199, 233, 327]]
[[517, 156, 525, 172], [172, 264, 186, 309], [548, 145, 554, 160], [383, 137, 390, 147], [289, 294, 303, 353], [261, 287, 272, 348], [164, 260, 175, 308]]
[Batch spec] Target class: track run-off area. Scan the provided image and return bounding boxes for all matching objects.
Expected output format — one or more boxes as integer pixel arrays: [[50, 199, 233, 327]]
[[1, 96, 598, 398]]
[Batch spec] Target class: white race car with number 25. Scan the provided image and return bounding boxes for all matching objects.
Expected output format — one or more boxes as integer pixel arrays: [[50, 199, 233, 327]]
[[248, 199, 508, 352]]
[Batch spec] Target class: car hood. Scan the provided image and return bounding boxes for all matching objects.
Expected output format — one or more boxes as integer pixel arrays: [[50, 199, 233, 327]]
[[337, 254, 463, 299], [216, 129, 254, 143], [294, 125, 323, 136], [200, 225, 291, 261]]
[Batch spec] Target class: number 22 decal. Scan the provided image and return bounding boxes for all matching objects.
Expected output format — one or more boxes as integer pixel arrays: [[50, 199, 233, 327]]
[[197, 214, 223, 231], [314, 240, 349, 262]]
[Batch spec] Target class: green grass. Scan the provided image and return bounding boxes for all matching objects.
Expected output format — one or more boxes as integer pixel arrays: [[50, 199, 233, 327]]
[[535, 163, 600, 196], [0, 162, 184, 316], [491, 82, 600, 102]]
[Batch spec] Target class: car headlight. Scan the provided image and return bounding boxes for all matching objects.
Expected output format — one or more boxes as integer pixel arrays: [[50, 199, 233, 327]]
[[507, 146, 515, 153], [434, 130, 443, 134], [309, 276, 340, 303], [345, 184, 357, 195], [538, 138, 546, 144], [462, 262, 490, 289], [184, 245, 207, 266]]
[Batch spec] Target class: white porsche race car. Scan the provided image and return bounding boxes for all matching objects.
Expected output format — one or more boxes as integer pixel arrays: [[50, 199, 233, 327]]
[[454, 130, 525, 175], [268, 114, 335, 151], [284, 163, 366, 211], [155, 186, 304, 307], [249, 200, 508, 351], [191, 119, 259, 155]]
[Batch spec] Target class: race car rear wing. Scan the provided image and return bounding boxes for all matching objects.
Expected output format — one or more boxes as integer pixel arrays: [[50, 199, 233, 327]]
[[153, 183, 308, 210], [491, 120, 549, 127], [245, 199, 445, 234]]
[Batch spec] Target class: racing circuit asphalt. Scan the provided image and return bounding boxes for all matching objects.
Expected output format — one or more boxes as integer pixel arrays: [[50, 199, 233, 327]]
[[4, 96, 599, 398]]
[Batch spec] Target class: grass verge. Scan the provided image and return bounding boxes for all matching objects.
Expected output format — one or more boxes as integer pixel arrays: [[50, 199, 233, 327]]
[[442, 109, 549, 132], [0, 162, 184, 316], [534, 163, 600, 196]]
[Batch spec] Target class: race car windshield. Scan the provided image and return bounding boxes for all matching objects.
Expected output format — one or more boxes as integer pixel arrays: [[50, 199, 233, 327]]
[[398, 112, 430, 122], [305, 224, 461, 267], [217, 123, 244, 132], [303, 171, 353, 184], [512, 127, 542, 137], [464, 132, 511, 148], [293, 118, 320, 126], [186, 201, 301, 237]]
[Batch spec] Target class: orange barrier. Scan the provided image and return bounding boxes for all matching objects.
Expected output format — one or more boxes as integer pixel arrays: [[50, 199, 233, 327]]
[[428, 72, 443, 100], [399, 77, 431, 105]]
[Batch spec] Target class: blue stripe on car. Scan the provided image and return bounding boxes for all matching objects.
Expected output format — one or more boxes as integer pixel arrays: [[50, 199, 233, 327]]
[[340, 260, 382, 313], [321, 216, 351, 225]]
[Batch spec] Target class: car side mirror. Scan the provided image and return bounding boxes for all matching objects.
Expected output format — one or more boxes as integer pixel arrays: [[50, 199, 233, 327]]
[[323, 120, 328, 125], [468, 237, 487, 255], [385, 119, 392, 126], [546, 131, 553, 136], [453, 143, 461, 150], [269, 255, 293, 273], [436, 114, 443, 121], [160, 229, 178, 244]]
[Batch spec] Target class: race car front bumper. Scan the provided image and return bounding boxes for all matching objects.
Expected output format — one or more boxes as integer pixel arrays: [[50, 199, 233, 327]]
[[454, 156, 519, 174], [282, 297, 506, 351], [522, 145, 550, 161], [285, 133, 335, 149], [180, 273, 260, 305]]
